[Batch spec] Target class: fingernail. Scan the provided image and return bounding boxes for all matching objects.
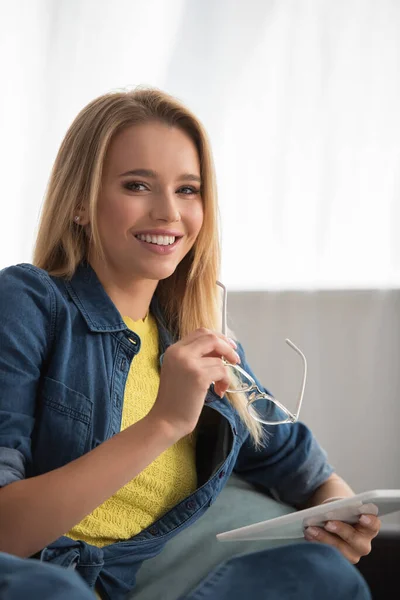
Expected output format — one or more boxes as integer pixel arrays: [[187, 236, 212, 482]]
[[305, 527, 319, 538], [359, 515, 371, 525], [325, 521, 337, 531], [235, 352, 241, 363], [228, 337, 237, 349]]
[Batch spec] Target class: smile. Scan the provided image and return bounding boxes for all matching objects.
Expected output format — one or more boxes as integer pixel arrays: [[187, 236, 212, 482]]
[[133, 233, 183, 255], [134, 234, 176, 246]]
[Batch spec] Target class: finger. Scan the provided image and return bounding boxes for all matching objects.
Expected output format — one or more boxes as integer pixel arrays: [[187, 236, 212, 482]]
[[180, 328, 237, 349], [323, 521, 371, 556], [304, 527, 360, 564], [201, 359, 231, 396], [356, 515, 381, 538], [200, 357, 228, 371], [187, 333, 241, 365]]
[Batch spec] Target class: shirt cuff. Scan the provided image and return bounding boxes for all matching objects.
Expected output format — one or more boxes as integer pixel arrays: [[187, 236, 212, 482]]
[[0, 447, 26, 487], [270, 437, 335, 506]]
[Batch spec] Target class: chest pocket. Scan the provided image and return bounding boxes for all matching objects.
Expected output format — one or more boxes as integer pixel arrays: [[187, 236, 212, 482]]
[[31, 377, 93, 475]]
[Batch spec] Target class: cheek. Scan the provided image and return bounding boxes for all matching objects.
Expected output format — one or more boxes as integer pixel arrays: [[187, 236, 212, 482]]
[[95, 197, 133, 253], [97, 194, 117, 227], [97, 193, 134, 232], [187, 202, 204, 236]]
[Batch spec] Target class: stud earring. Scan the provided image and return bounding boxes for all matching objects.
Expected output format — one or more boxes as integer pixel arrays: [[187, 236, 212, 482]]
[[74, 216, 80, 222]]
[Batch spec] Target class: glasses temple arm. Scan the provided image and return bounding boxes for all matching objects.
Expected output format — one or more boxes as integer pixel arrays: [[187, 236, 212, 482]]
[[216, 281, 228, 336], [285, 338, 308, 419]]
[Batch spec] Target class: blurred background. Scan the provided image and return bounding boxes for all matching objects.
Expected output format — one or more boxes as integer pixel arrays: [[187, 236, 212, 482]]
[[0, 0, 399, 522]]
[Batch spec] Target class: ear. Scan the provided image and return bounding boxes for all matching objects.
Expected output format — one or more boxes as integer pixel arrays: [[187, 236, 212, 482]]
[[73, 204, 90, 226]]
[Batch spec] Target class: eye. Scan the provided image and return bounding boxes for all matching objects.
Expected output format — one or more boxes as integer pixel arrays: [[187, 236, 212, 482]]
[[123, 181, 148, 192], [178, 186, 200, 195]]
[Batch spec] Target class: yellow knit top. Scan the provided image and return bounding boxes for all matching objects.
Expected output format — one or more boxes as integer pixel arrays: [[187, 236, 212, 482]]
[[67, 312, 197, 547]]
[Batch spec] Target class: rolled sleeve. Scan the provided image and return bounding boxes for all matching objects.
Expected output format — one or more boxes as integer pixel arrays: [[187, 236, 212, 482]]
[[0, 447, 26, 486], [0, 264, 54, 486], [233, 342, 334, 507]]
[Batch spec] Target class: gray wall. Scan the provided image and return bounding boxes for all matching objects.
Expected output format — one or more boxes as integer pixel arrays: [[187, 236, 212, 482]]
[[228, 290, 400, 524]]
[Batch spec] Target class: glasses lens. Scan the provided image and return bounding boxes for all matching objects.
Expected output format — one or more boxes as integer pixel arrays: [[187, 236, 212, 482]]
[[247, 392, 292, 424], [225, 363, 254, 392]]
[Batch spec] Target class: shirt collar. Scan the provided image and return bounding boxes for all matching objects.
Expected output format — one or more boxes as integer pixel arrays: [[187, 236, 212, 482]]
[[64, 263, 174, 354]]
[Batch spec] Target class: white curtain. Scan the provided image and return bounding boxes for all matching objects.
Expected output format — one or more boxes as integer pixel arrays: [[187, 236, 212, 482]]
[[1, 0, 399, 291]]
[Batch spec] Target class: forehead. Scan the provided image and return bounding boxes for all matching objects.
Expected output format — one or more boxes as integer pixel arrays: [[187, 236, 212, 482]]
[[104, 122, 200, 176]]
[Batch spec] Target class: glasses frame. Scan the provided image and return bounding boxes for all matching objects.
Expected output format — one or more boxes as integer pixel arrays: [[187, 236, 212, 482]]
[[216, 281, 307, 426]]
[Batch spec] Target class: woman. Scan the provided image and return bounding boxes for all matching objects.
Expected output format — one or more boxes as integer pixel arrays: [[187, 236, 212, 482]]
[[0, 88, 378, 599]]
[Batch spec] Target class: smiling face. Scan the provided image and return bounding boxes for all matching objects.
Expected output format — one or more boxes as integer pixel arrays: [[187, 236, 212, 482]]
[[86, 121, 204, 283]]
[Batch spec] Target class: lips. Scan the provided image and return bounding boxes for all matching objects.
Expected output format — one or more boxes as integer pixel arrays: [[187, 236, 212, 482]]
[[133, 234, 182, 255], [132, 229, 184, 238], [135, 233, 177, 246]]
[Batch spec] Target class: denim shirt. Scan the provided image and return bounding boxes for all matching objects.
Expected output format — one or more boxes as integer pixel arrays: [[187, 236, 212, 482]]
[[0, 263, 333, 599]]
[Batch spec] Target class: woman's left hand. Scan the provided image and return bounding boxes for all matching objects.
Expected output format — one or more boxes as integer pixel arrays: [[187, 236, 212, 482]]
[[304, 514, 381, 564]]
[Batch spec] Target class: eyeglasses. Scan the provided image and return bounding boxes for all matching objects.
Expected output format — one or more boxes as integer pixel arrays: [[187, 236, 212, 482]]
[[217, 281, 307, 426]]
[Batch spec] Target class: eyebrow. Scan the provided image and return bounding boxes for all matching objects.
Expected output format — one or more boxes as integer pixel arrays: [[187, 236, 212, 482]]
[[119, 168, 201, 183]]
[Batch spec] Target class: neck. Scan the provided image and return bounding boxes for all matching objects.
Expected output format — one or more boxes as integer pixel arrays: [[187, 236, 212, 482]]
[[89, 258, 158, 321]]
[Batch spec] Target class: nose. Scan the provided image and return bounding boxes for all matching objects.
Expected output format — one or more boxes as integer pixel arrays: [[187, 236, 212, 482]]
[[150, 190, 180, 223]]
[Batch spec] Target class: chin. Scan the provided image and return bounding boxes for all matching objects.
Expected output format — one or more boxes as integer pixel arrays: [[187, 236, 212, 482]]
[[137, 265, 178, 282]]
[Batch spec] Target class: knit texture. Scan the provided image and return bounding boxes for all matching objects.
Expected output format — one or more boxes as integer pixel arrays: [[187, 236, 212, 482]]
[[68, 312, 197, 547]]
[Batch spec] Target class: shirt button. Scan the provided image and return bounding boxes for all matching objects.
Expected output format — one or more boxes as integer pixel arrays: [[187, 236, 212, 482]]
[[186, 500, 196, 510], [121, 358, 127, 371], [149, 526, 158, 535], [219, 470, 225, 479]]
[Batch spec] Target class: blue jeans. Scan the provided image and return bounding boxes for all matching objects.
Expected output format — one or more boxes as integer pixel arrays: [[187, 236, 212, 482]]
[[0, 552, 95, 599], [182, 543, 372, 599], [0, 544, 371, 600]]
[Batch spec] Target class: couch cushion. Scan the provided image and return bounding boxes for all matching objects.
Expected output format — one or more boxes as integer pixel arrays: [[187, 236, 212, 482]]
[[132, 473, 299, 600]]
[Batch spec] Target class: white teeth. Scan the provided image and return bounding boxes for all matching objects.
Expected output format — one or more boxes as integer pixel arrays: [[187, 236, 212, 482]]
[[136, 234, 176, 246]]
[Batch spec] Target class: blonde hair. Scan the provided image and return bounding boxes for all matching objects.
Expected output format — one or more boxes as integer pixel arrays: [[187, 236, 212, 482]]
[[33, 86, 264, 447]]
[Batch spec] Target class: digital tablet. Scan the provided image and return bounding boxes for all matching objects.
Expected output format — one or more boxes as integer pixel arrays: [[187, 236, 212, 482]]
[[216, 489, 400, 541]]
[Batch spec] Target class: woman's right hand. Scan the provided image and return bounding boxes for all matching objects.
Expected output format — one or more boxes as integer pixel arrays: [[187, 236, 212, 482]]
[[148, 328, 241, 440]]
